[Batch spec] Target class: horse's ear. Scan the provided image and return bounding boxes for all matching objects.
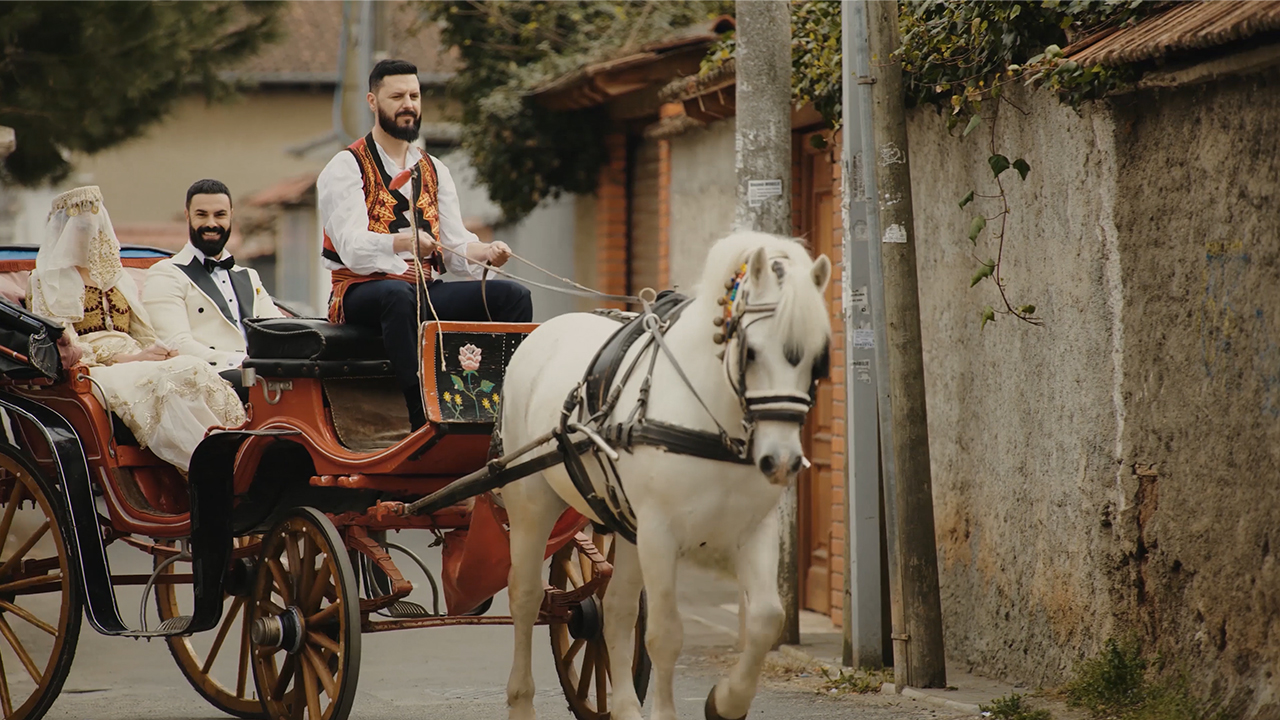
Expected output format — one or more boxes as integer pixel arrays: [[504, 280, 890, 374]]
[[747, 247, 769, 285], [811, 254, 831, 292]]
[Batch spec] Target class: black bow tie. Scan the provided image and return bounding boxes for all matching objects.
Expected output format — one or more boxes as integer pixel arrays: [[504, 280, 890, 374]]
[[203, 256, 235, 272]]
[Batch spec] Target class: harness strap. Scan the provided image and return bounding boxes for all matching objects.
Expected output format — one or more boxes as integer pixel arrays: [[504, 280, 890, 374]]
[[602, 420, 753, 466], [554, 429, 638, 543]]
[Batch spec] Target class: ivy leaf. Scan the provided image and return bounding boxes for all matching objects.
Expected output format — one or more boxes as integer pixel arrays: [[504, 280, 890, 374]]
[[1019, 304, 1037, 315], [963, 114, 981, 137], [1012, 158, 1031, 181], [959, 190, 975, 209], [980, 306, 996, 330], [970, 261, 995, 287], [968, 215, 986, 242], [988, 154, 1010, 178]]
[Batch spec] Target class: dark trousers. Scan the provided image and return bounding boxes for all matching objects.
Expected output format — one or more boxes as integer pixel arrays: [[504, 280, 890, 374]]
[[341, 278, 533, 428]]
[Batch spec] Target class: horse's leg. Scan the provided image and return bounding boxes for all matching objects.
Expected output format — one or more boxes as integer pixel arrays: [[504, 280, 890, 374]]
[[636, 525, 681, 720], [708, 509, 784, 720], [503, 475, 565, 720], [602, 537, 644, 720]]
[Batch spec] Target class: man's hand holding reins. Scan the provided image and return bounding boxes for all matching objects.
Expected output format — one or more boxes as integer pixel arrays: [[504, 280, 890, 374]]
[[467, 240, 512, 267], [392, 228, 438, 258]]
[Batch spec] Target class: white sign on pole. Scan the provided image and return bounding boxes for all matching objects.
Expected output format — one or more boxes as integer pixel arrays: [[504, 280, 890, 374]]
[[747, 179, 783, 207]]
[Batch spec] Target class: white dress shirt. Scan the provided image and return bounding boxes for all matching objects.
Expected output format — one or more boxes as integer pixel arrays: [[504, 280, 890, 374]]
[[188, 242, 247, 367], [316, 140, 485, 280]]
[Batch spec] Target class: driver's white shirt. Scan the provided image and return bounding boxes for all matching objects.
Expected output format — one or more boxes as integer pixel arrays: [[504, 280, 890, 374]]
[[316, 139, 485, 280]]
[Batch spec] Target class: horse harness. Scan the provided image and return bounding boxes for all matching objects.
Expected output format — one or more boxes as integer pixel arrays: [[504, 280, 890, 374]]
[[551, 267, 819, 544]]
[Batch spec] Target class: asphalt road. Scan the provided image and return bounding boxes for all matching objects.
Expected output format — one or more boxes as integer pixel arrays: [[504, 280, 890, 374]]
[[38, 533, 971, 720]]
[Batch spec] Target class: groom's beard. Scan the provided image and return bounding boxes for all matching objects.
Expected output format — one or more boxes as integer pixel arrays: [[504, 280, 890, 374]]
[[379, 106, 421, 142], [190, 224, 230, 258]]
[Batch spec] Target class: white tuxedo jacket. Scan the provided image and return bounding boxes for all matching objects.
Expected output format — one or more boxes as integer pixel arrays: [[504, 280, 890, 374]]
[[142, 245, 283, 368]]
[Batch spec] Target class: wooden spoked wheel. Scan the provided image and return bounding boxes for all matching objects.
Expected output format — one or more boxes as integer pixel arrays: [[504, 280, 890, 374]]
[[549, 531, 651, 720], [0, 445, 81, 719], [155, 536, 265, 718], [248, 508, 360, 720]]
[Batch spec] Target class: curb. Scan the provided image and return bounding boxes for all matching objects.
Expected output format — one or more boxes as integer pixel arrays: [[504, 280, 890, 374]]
[[779, 644, 983, 716], [882, 682, 982, 715]]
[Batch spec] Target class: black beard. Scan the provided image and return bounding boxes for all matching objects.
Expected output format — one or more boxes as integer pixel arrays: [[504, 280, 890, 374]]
[[378, 107, 421, 142], [189, 224, 229, 257]]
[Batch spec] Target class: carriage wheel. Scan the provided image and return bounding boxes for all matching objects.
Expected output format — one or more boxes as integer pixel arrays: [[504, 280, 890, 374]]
[[549, 531, 651, 720], [248, 508, 360, 720], [0, 445, 82, 719], [155, 536, 265, 718]]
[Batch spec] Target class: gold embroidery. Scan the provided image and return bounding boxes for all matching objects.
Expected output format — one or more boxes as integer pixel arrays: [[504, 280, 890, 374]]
[[74, 286, 131, 336], [352, 142, 398, 233], [87, 228, 123, 290], [47, 185, 102, 221], [416, 155, 440, 229]]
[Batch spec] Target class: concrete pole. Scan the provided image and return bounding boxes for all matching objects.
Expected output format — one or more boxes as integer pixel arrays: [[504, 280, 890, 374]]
[[338, 0, 374, 142], [850, 0, 946, 688], [734, 0, 798, 647], [839, 0, 885, 670]]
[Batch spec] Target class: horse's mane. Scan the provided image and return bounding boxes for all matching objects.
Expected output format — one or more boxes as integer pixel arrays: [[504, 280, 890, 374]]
[[696, 230, 831, 354]]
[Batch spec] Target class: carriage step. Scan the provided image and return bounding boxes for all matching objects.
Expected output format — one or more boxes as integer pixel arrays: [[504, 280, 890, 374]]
[[385, 601, 433, 619], [120, 615, 194, 638]]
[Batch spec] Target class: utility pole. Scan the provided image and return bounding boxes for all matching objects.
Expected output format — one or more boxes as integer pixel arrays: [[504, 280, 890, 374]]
[[849, 0, 946, 688], [734, 0, 798, 647], [839, 0, 885, 670]]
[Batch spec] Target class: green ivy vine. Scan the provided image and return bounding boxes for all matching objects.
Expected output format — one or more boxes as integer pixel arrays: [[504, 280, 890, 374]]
[[897, 0, 1151, 327]]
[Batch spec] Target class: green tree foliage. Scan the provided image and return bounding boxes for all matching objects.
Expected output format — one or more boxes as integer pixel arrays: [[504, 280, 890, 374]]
[[701, 0, 842, 128], [422, 1, 731, 223], [0, 1, 282, 185]]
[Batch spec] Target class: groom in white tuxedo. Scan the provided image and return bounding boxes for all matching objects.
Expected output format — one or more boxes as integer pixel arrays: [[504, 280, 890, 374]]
[[144, 179, 283, 398]]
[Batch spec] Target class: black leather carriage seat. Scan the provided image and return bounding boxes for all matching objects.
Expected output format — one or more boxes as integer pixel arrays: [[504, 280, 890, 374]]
[[242, 318, 393, 379]]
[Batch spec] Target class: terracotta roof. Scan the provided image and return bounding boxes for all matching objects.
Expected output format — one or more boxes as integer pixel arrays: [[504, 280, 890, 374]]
[[658, 57, 735, 103], [1068, 0, 1280, 67], [231, 1, 456, 84], [531, 16, 735, 111]]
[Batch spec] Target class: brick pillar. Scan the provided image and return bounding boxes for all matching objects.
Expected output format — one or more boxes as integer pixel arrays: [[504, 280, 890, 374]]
[[828, 131, 848, 626], [596, 132, 629, 309]]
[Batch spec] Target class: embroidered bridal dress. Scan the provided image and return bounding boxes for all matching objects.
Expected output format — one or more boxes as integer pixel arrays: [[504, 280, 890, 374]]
[[27, 187, 244, 471]]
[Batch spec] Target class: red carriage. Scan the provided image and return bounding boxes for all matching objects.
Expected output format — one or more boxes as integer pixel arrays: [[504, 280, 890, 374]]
[[0, 245, 648, 720]]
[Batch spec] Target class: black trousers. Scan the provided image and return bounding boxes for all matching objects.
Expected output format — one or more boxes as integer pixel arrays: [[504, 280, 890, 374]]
[[341, 278, 533, 428]]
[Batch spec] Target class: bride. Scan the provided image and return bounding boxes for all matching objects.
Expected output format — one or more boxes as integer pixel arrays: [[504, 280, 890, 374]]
[[27, 186, 245, 471]]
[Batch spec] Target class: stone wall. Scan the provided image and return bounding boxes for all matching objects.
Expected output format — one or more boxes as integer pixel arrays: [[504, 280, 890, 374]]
[[906, 68, 1280, 715]]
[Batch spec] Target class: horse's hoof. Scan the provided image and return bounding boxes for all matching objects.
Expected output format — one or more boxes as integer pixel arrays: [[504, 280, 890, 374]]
[[705, 687, 747, 720]]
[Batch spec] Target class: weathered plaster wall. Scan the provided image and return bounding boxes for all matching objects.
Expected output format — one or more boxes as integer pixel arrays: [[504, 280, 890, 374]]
[[908, 70, 1280, 714], [669, 118, 737, 292], [907, 87, 1126, 685], [1109, 68, 1280, 717]]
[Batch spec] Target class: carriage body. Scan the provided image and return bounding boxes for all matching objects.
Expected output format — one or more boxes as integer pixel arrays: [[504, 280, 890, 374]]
[[0, 247, 642, 720]]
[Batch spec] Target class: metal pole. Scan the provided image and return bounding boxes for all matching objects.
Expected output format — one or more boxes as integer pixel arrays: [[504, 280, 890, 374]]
[[840, 0, 884, 671], [850, 0, 946, 688], [734, 0, 798, 647]]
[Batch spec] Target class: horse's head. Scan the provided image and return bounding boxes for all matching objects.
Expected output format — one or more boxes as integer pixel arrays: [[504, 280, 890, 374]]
[[706, 232, 832, 485]]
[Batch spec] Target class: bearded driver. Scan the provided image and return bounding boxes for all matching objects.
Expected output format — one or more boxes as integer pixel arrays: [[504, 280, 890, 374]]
[[317, 59, 532, 429]]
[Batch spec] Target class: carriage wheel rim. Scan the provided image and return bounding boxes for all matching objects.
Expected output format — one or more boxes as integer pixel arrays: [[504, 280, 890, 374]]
[[548, 532, 651, 720], [0, 450, 80, 720], [155, 536, 265, 719], [249, 508, 360, 720]]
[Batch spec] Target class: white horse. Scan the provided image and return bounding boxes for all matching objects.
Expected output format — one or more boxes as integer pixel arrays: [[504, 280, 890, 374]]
[[499, 230, 831, 720]]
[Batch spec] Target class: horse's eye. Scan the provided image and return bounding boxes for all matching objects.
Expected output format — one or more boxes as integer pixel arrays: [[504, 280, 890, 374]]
[[745, 347, 757, 364]]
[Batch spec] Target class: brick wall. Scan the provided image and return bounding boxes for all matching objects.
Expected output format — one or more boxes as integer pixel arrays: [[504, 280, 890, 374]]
[[657, 137, 671, 288], [596, 132, 629, 309], [828, 132, 847, 627]]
